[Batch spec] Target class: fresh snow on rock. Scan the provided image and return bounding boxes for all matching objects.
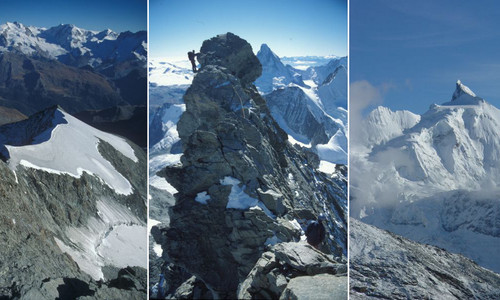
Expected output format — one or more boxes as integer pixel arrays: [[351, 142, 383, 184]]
[[221, 176, 275, 218], [350, 218, 500, 299], [2, 108, 137, 195]]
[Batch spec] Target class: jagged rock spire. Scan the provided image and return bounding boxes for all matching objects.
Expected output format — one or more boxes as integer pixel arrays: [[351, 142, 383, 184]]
[[451, 79, 476, 102]]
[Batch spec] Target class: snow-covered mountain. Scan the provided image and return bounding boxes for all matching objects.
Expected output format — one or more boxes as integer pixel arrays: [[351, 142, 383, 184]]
[[281, 55, 340, 70], [254, 44, 307, 94], [351, 80, 500, 273], [353, 106, 420, 150], [0, 106, 147, 297], [254, 44, 347, 164], [0, 22, 146, 68]]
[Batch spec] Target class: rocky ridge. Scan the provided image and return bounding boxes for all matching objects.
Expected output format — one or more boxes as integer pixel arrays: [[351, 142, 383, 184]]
[[154, 33, 347, 298], [350, 218, 500, 299]]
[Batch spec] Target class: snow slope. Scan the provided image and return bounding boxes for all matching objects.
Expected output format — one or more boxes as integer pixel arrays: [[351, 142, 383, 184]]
[[0, 107, 137, 195], [351, 80, 500, 273]]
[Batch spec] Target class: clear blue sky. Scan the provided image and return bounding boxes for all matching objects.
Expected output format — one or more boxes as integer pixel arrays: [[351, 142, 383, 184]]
[[0, 0, 146, 32], [351, 0, 500, 114], [150, 0, 347, 59]]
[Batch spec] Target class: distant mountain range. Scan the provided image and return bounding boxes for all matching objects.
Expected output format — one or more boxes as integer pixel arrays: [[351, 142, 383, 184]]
[[0, 21, 147, 147]]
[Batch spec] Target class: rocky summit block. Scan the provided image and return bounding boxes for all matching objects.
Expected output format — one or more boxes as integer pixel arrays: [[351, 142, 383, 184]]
[[197, 32, 262, 87], [158, 33, 347, 299]]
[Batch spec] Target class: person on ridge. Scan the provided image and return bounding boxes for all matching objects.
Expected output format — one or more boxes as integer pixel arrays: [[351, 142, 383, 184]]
[[188, 50, 198, 73], [305, 213, 326, 249]]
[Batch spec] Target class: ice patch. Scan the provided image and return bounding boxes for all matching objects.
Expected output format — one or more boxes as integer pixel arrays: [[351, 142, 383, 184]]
[[264, 234, 281, 246], [153, 243, 163, 257], [195, 191, 211, 205]]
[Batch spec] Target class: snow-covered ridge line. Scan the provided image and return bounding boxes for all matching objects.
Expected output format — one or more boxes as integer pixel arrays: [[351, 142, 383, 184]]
[[1, 108, 137, 195], [0, 21, 146, 65]]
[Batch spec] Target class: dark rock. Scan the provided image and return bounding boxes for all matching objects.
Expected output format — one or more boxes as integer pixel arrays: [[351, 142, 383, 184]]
[[197, 32, 261, 87], [238, 242, 347, 299]]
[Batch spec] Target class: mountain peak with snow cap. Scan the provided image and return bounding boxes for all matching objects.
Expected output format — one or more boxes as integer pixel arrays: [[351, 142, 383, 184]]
[[452, 79, 476, 100], [442, 80, 484, 106]]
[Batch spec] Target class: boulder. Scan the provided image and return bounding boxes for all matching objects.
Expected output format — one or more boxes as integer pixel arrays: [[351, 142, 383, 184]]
[[280, 274, 347, 300]]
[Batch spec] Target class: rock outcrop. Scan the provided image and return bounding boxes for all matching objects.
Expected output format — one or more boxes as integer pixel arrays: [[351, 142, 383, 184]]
[[238, 242, 347, 299], [156, 32, 347, 298], [350, 218, 500, 299]]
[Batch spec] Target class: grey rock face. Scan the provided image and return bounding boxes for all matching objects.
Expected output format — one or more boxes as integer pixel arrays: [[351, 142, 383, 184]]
[[265, 86, 330, 145], [0, 108, 147, 299], [349, 218, 500, 299], [238, 242, 347, 299], [158, 32, 347, 298], [280, 274, 347, 300]]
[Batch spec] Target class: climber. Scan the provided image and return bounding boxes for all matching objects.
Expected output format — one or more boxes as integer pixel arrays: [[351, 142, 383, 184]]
[[188, 50, 198, 73], [305, 214, 326, 249]]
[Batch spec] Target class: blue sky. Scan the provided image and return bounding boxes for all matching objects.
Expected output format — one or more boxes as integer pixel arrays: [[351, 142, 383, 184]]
[[150, 0, 347, 59], [0, 0, 146, 32], [350, 0, 500, 115]]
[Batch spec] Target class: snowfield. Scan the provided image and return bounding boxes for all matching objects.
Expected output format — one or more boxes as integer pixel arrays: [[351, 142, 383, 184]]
[[4, 109, 137, 195]]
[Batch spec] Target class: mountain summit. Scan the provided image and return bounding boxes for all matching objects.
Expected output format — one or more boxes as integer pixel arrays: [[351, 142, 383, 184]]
[[446, 79, 484, 105], [254, 43, 306, 93], [154, 32, 347, 298]]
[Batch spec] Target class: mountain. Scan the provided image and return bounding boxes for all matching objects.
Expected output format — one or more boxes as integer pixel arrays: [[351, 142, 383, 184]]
[[354, 106, 420, 150], [351, 80, 500, 274], [0, 21, 146, 144], [318, 65, 347, 112], [0, 106, 147, 298], [254, 44, 307, 94], [298, 56, 347, 86], [150, 33, 347, 299], [350, 218, 500, 299], [1, 22, 146, 70], [254, 45, 347, 164], [0, 52, 125, 115]]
